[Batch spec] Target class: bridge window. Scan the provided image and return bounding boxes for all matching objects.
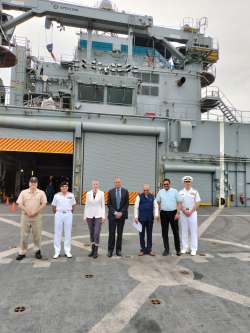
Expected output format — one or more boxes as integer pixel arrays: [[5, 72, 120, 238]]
[[151, 86, 159, 96], [107, 87, 133, 106], [151, 73, 160, 84], [141, 73, 151, 83], [140, 85, 159, 96], [78, 84, 104, 103], [133, 72, 159, 84]]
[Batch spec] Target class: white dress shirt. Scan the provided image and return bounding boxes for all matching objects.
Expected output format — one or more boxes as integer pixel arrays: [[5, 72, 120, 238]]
[[134, 195, 159, 219], [84, 190, 105, 219], [52, 192, 76, 212], [179, 188, 201, 210]]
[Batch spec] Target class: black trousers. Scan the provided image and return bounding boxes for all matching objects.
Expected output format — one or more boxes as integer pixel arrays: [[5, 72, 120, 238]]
[[139, 219, 154, 253], [160, 210, 180, 253], [108, 218, 125, 253]]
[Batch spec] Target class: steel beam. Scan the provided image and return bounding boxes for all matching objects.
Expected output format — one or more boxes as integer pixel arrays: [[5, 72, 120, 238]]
[[0, 0, 213, 47]]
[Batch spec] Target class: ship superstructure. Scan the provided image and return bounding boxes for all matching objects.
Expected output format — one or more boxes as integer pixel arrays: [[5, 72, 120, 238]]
[[0, 0, 249, 207]]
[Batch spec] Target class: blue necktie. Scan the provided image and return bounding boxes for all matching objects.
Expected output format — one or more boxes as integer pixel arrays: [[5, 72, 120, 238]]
[[116, 188, 121, 210]]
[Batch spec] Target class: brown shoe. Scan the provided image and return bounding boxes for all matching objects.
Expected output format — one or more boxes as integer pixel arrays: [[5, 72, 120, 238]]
[[149, 251, 156, 256], [138, 251, 144, 256]]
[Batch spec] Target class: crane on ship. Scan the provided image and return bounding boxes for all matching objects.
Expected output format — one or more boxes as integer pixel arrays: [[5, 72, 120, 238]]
[[0, 0, 238, 122]]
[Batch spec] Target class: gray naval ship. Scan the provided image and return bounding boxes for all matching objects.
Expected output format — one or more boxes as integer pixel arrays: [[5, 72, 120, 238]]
[[0, 0, 249, 207], [0, 2, 250, 333]]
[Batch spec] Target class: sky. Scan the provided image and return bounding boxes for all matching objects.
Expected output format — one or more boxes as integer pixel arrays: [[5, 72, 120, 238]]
[[1, 0, 250, 111]]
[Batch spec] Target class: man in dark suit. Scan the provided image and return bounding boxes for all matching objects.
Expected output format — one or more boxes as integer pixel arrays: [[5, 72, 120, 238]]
[[107, 177, 129, 257]]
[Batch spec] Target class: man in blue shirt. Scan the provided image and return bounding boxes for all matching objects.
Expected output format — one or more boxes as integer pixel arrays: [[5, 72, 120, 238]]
[[156, 178, 181, 256]]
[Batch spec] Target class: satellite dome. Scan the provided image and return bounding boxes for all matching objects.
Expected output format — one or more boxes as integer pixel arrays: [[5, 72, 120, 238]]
[[99, 0, 113, 10]]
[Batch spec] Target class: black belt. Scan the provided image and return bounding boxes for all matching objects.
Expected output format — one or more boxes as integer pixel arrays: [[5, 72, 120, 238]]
[[58, 210, 71, 214]]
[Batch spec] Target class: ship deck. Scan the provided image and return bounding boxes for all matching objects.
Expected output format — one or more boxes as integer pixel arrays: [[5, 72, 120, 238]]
[[0, 205, 250, 333]]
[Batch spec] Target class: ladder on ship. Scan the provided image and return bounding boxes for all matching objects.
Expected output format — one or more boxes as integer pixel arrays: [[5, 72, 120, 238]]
[[201, 86, 240, 123]]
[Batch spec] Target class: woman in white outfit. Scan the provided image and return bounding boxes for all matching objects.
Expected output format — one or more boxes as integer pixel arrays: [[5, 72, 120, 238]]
[[179, 176, 201, 256], [84, 180, 105, 259]]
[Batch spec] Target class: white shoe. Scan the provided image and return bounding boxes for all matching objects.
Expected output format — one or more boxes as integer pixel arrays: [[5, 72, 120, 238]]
[[191, 250, 196, 256], [53, 253, 60, 259], [65, 253, 72, 258], [181, 249, 187, 254]]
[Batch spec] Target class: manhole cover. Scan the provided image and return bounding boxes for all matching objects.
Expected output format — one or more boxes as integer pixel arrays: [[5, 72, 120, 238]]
[[199, 253, 206, 257], [180, 270, 190, 275], [193, 271, 204, 280], [84, 243, 90, 247], [83, 274, 94, 279], [150, 299, 161, 305], [10, 305, 31, 316], [14, 306, 26, 313]]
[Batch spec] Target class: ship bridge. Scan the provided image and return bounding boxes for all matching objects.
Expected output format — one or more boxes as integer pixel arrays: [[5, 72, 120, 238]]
[[1, 1, 250, 208]]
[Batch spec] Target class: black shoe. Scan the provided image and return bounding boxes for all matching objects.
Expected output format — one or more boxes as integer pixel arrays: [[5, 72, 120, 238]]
[[116, 251, 122, 257], [16, 254, 26, 261], [93, 246, 98, 259], [176, 252, 181, 256], [107, 251, 113, 258], [88, 244, 95, 257], [162, 249, 169, 256], [35, 250, 42, 260]]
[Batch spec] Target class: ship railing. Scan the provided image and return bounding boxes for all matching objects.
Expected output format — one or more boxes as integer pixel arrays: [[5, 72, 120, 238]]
[[202, 86, 242, 122], [219, 88, 237, 110], [202, 63, 216, 78], [202, 110, 250, 123], [181, 17, 209, 34], [60, 53, 76, 62], [212, 38, 219, 51], [36, 55, 60, 64], [2, 102, 250, 124], [12, 36, 30, 49], [202, 86, 220, 99], [182, 17, 198, 32]]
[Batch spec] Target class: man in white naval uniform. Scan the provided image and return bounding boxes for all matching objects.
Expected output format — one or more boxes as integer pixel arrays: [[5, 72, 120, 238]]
[[179, 176, 201, 256], [52, 181, 76, 258]]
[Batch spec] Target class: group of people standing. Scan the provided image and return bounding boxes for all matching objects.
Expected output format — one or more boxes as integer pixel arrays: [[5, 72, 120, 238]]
[[134, 176, 201, 257], [83, 177, 129, 258], [15, 175, 201, 261]]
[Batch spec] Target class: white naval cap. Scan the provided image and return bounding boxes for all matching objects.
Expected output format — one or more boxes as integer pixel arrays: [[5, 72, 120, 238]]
[[182, 175, 193, 182]]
